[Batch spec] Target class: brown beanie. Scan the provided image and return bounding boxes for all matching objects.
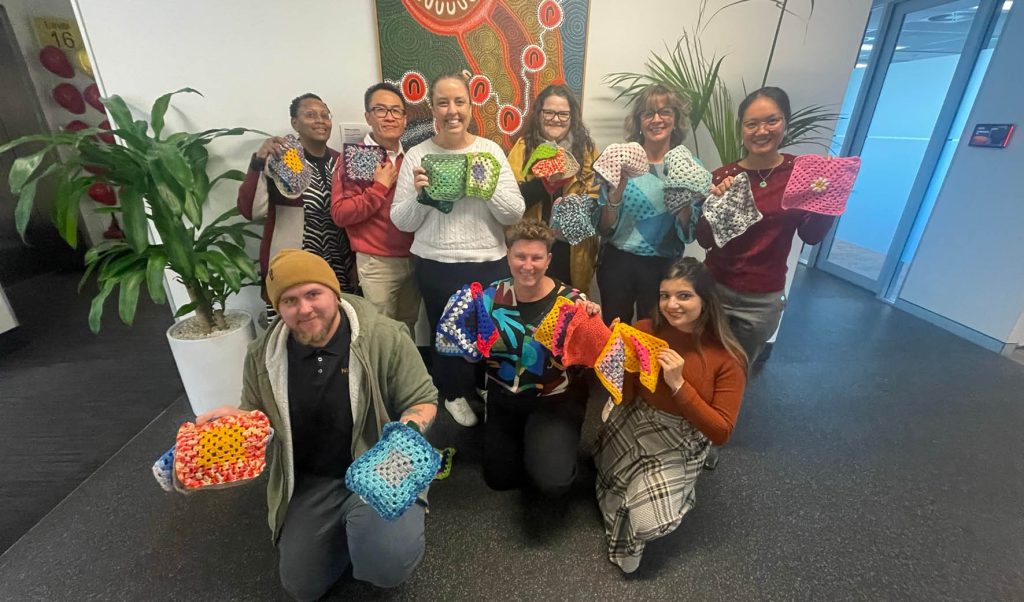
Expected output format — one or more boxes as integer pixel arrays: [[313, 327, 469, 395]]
[[265, 249, 341, 312]]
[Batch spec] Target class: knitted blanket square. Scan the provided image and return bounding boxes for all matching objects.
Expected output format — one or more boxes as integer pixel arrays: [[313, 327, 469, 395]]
[[436, 284, 481, 360], [551, 302, 578, 358], [531, 146, 567, 179], [345, 422, 442, 521], [560, 309, 611, 368], [593, 143, 647, 188], [702, 172, 763, 248], [464, 152, 501, 200], [152, 446, 176, 492], [422, 154, 467, 202], [173, 411, 273, 491], [595, 334, 627, 404], [550, 194, 597, 245], [781, 155, 861, 216], [267, 135, 310, 199], [663, 145, 712, 194], [524, 142, 559, 172], [533, 295, 575, 351], [342, 143, 387, 185], [664, 188, 703, 215]]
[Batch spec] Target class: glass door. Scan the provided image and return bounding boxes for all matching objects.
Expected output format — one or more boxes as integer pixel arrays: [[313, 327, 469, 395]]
[[815, 0, 1006, 293]]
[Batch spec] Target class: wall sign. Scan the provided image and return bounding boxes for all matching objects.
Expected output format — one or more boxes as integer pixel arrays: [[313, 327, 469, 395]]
[[33, 17, 84, 51], [968, 123, 1014, 148]]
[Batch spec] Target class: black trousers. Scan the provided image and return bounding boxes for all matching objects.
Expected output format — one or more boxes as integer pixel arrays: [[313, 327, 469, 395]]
[[483, 384, 587, 497], [548, 240, 572, 286], [413, 255, 509, 400], [596, 244, 673, 325]]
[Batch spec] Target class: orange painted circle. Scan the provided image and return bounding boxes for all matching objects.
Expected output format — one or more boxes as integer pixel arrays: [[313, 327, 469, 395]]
[[497, 105, 522, 134], [401, 0, 495, 35], [402, 72, 428, 103], [538, 0, 563, 28], [523, 45, 545, 72], [469, 75, 491, 104]]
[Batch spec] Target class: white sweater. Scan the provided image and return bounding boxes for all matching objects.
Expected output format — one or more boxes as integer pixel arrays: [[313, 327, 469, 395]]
[[391, 137, 525, 263]]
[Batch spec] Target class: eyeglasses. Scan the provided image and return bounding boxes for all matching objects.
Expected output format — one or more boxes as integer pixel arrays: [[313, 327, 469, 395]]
[[640, 108, 675, 121], [300, 110, 332, 122], [540, 109, 571, 122], [369, 106, 407, 119], [742, 115, 785, 132]]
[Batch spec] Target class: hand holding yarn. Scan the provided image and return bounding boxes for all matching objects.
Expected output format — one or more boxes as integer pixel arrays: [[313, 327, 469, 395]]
[[709, 176, 734, 198], [412, 166, 430, 193], [656, 348, 686, 393], [374, 161, 398, 188], [577, 299, 601, 318], [194, 405, 246, 426], [256, 136, 289, 161]]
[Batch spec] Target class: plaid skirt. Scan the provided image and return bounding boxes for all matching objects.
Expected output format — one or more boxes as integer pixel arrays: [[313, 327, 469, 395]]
[[594, 398, 710, 572]]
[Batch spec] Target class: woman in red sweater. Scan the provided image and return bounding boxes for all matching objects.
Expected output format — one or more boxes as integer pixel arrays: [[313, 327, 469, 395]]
[[595, 257, 747, 573], [696, 87, 836, 364]]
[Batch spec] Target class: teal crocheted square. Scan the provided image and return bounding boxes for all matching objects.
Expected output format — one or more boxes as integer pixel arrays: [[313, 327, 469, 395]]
[[345, 422, 441, 521]]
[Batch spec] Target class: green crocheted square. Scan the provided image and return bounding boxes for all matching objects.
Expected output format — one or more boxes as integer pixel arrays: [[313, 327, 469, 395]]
[[524, 142, 559, 172], [422, 154, 467, 202], [464, 152, 501, 200]]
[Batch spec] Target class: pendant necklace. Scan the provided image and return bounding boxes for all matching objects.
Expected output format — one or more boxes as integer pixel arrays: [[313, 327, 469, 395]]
[[755, 163, 779, 189]]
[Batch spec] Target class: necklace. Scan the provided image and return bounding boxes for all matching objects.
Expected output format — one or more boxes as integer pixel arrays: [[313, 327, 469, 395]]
[[755, 164, 778, 188]]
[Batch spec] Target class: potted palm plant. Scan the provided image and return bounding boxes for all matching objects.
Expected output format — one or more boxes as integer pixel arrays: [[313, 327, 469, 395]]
[[0, 88, 263, 415]]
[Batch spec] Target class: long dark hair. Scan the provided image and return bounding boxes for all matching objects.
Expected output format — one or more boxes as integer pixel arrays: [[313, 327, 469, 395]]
[[520, 84, 595, 168], [650, 257, 747, 366]]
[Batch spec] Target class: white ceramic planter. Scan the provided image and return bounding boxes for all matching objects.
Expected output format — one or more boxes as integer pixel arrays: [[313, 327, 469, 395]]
[[166, 310, 256, 416]]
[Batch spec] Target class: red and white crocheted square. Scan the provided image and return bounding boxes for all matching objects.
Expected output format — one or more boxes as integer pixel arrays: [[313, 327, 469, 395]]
[[174, 411, 272, 490]]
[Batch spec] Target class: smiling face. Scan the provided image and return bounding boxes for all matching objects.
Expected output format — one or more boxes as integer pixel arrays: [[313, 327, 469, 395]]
[[430, 77, 472, 142], [539, 94, 571, 142], [658, 277, 703, 333], [740, 96, 787, 158], [278, 282, 340, 347], [365, 89, 407, 148], [508, 239, 552, 289], [639, 94, 676, 147], [291, 98, 332, 146]]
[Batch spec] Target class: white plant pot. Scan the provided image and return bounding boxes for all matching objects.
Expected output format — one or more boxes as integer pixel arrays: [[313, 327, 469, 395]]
[[166, 310, 256, 416]]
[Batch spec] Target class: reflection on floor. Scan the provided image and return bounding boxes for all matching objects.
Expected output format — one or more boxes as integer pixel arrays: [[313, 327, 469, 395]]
[[827, 239, 887, 280], [2, 268, 1023, 600]]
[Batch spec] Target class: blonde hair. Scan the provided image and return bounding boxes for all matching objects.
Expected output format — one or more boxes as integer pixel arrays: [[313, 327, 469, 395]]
[[505, 218, 555, 251], [624, 84, 690, 148]]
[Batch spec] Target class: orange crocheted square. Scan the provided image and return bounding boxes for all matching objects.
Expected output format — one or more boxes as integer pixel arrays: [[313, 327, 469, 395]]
[[561, 309, 611, 367], [174, 410, 272, 490]]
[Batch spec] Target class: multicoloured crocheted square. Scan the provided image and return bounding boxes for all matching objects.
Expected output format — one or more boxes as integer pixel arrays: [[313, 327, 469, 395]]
[[524, 142, 559, 172], [595, 334, 627, 404], [663, 145, 712, 194], [781, 155, 861, 216], [464, 152, 501, 200], [267, 135, 310, 199], [534, 295, 575, 351], [436, 284, 481, 360], [618, 324, 669, 393], [561, 309, 611, 367], [173, 411, 273, 491], [422, 153, 467, 202], [342, 143, 387, 185], [593, 142, 648, 188], [560, 149, 581, 180], [550, 194, 597, 245], [434, 447, 456, 481], [702, 172, 763, 247], [531, 146, 567, 179], [664, 188, 703, 215], [551, 302, 578, 358], [152, 446, 175, 492], [345, 422, 441, 521]]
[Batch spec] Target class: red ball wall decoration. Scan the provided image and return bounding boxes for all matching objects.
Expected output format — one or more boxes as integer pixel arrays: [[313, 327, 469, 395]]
[[97, 119, 115, 144], [88, 182, 117, 206], [65, 120, 89, 132], [39, 46, 74, 78], [83, 84, 104, 113], [52, 83, 85, 114]]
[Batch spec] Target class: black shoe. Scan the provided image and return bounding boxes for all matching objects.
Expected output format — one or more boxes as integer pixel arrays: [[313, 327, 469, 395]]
[[703, 446, 721, 471]]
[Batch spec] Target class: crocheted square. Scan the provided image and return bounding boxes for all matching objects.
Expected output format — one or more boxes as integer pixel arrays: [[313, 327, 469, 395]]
[[416, 189, 455, 214], [561, 309, 611, 367], [464, 152, 501, 200], [664, 188, 703, 215], [434, 447, 456, 480], [702, 172, 763, 247], [173, 411, 273, 491], [663, 145, 712, 194], [436, 284, 481, 360], [342, 143, 387, 185], [561, 149, 581, 180], [422, 154, 467, 202], [593, 142, 647, 188], [534, 295, 575, 351], [551, 302, 578, 357], [531, 146, 567, 179], [473, 285, 499, 358], [401, 119, 435, 150], [782, 155, 861, 216], [550, 194, 597, 245], [152, 446, 176, 492], [618, 325, 669, 393], [267, 135, 310, 199], [595, 334, 626, 404], [345, 422, 441, 521], [524, 142, 559, 172]]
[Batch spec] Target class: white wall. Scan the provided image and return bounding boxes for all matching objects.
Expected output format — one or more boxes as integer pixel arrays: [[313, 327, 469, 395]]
[[898, 4, 1024, 346], [72, 0, 870, 318]]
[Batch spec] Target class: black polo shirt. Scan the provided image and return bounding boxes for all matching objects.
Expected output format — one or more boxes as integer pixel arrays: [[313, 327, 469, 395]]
[[286, 318, 353, 478]]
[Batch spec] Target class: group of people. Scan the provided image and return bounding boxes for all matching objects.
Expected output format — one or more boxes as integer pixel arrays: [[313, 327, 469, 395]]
[[200, 73, 837, 600]]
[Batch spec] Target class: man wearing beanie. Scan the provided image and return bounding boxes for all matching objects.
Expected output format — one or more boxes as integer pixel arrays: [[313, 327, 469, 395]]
[[197, 248, 437, 600]]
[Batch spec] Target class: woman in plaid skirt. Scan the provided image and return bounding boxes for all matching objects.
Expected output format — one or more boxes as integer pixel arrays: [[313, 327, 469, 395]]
[[594, 257, 747, 573]]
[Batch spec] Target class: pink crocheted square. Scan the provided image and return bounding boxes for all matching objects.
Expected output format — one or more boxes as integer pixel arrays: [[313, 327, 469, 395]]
[[781, 155, 861, 216]]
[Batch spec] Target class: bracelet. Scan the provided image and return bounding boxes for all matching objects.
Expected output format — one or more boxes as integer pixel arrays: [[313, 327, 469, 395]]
[[606, 201, 622, 210]]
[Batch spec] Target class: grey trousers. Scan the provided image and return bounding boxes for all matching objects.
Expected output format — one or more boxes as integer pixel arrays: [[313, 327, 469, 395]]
[[716, 283, 786, 366], [277, 474, 426, 601]]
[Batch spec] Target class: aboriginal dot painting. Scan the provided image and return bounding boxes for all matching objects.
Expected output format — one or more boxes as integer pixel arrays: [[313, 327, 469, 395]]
[[375, 0, 591, 151]]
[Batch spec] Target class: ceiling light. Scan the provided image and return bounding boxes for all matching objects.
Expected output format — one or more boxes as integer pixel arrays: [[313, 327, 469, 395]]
[[856, 63, 868, 69], [861, 43, 874, 51], [896, 45, 907, 50], [1003, 1, 1012, 10]]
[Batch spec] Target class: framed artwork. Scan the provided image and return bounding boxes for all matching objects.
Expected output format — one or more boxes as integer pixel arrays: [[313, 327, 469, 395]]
[[374, 0, 591, 151]]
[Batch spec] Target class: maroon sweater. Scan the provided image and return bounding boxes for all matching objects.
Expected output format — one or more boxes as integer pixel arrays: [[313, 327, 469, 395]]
[[696, 154, 835, 293]]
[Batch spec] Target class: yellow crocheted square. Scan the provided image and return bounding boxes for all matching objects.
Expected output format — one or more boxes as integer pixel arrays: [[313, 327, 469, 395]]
[[533, 296, 573, 351], [617, 324, 669, 393]]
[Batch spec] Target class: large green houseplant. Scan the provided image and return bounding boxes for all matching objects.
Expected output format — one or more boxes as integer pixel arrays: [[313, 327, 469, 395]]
[[0, 88, 261, 335]]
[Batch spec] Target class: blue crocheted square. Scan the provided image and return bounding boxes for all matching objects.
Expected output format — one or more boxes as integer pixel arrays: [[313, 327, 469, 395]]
[[346, 422, 441, 521], [152, 446, 176, 492], [436, 284, 482, 360]]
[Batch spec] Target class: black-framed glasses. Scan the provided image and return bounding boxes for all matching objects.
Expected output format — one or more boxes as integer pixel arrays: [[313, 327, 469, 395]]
[[369, 106, 406, 119], [640, 108, 675, 121], [540, 109, 571, 122]]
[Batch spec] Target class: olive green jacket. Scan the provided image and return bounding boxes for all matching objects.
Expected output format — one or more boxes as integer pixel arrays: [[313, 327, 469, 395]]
[[240, 293, 437, 541]]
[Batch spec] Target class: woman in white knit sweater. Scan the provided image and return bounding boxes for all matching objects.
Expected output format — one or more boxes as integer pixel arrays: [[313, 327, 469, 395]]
[[391, 73, 525, 427]]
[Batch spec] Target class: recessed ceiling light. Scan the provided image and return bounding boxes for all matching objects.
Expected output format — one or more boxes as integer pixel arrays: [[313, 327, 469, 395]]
[[862, 43, 874, 51], [856, 63, 868, 69], [1003, 1, 1012, 10], [896, 45, 907, 50]]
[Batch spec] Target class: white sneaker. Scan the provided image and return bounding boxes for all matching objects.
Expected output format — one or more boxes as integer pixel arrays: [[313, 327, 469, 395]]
[[445, 397, 478, 427], [476, 388, 489, 402]]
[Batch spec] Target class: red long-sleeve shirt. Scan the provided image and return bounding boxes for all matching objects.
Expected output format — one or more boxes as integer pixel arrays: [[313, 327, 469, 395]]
[[330, 151, 413, 257], [697, 154, 835, 293]]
